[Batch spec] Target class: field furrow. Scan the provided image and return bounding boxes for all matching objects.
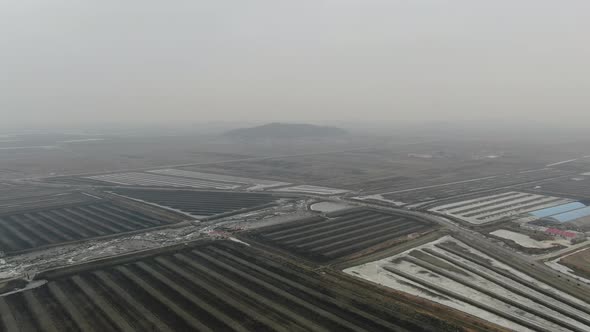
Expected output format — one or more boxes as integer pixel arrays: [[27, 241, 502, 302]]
[[249, 208, 434, 262]]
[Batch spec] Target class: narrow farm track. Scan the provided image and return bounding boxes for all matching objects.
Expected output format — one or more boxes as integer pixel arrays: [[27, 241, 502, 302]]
[[0, 201, 177, 253], [251, 209, 434, 262], [0, 242, 456, 332]]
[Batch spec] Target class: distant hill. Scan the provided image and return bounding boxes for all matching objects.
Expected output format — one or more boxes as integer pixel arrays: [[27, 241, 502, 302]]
[[224, 123, 348, 139]]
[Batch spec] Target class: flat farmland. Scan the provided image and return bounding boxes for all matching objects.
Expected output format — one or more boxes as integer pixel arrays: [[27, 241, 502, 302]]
[[346, 236, 590, 332], [0, 241, 478, 332], [270, 185, 349, 195], [527, 176, 590, 199], [85, 172, 241, 190], [0, 201, 179, 253], [371, 169, 568, 207], [429, 191, 570, 225], [0, 191, 94, 214], [149, 169, 290, 190], [182, 145, 559, 192], [247, 209, 434, 262], [113, 189, 277, 218], [560, 248, 590, 280]]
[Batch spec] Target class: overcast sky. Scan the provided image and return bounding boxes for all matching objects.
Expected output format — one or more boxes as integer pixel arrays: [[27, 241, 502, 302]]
[[1, 1, 589, 127]]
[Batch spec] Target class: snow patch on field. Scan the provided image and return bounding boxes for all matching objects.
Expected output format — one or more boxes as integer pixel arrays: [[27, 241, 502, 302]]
[[429, 192, 570, 225], [352, 194, 405, 206], [86, 172, 241, 190], [0, 280, 47, 297], [59, 138, 105, 143], [109, 192, 203, 220], [149, 169, 290, 190], [345, 236, 590, 332], [310, 201, 351, 213], [228, 237, 250, 246], [490, 229, 561, 249], [0, 146, 57, 150], [271, 185, 349, 195]]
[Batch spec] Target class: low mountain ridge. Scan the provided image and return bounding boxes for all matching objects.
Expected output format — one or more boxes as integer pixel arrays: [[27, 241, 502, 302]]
[[224, 123, 348, 139]]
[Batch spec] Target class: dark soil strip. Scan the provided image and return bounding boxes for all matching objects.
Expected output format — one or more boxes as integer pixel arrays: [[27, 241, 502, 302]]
[[34, 211, 90, 238], [84, 205, 152, 229], [296, 220, 413, 248], [64, 208, 121, 234], [279, 215, 398, 244], [116, 266, 211, 331], [154, 257, 283, 332], [71, 276, 136, 332], [0, 298, 18, 332], [1, 217, 44, 248], [176, 252, 333, 332], [0, 221, 24, 251], [208, 247, 410, 332], [23, 213, 74, 242], [321, 224, 427, 257], [263, 211, 372, 238], [47, 282, 96, 332], [48, 210, 106, 236]]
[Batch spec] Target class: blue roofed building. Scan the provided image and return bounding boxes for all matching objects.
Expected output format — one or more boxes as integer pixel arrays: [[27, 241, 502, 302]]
[[530, 202, 586, 218], [550, 206, 590, 223]]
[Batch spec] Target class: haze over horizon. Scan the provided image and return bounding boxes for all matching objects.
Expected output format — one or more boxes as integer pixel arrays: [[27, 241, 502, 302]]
[[2, 1, 589, 128]]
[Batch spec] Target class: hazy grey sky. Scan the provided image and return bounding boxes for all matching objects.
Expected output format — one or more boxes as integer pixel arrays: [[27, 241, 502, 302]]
[[2, 1, 589, 127]]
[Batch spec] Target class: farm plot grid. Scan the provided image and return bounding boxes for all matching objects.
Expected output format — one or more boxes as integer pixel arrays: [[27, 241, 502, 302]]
[[149, 169, 290, 190], [429, 191, 571, 225], [249, 209, 433, 262], [0, 191, 94, 214], [0, 241, 458, 332], [345, 236, 590, 332], [85, 172, 241, 189], [372, 169, 567, 206], [527, 176, 590, 199], [270, 185, 350, 195], [113, 189, 276, 217], [0, 201, 176, 253]]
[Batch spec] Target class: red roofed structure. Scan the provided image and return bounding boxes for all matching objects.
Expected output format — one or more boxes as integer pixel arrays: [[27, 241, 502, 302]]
[[545, 228, 577, 238]]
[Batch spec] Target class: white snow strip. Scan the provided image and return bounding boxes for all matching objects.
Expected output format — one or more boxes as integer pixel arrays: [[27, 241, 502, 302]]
[[547, 156, 590, 167], [228, 237, 250, 246], [345, 236, 590, 332], [59, 138, 105, 143], [86, 172, 241, 190], [430, 192, 570, 224], [271, 185, 349, 195], [149, 169, 290, 190], [352, 194, 405, 206], [0, 145, 58, 150], [310, 201, 352, 213]]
